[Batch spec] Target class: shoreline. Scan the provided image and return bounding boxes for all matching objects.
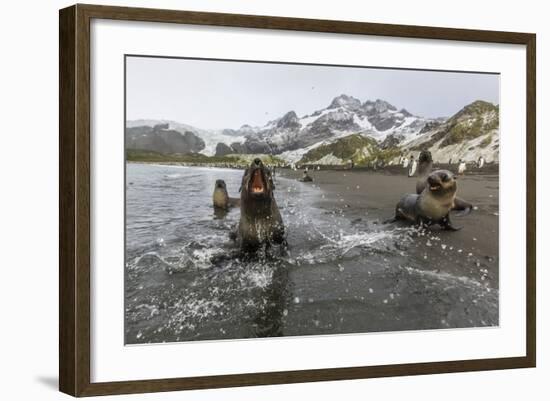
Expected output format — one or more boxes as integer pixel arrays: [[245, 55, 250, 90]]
[[127, 162, 499, 289], [277, 168, 499, 290], [127, 159, 499, 175], [125, 164, 500, 342]]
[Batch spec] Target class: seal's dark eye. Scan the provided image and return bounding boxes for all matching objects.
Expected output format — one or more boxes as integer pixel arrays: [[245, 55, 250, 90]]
[[442, 175, 450, 182]]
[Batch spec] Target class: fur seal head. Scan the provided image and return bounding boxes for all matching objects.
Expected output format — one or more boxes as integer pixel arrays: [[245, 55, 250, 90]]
[[215, 179, 227, 192], [418, 150, 432, 165], [420, 170, 457, 209], [425, 170, 457, 198], [240, 158, 274, 202]]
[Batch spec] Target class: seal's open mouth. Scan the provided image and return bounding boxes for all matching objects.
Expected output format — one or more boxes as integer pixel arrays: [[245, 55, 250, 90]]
[[251, 170, 265, 194], [428, 177, 442, 191]]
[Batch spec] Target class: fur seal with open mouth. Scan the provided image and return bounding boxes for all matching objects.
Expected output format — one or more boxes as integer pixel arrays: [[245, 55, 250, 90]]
[[389, 170, 463, 230], [212, 179, 240, 210], [235, 158, 286, 251], [415, 151, 472, 214]]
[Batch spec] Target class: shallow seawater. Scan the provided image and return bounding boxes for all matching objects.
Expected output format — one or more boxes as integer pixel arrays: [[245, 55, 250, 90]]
[[125, 163, 498, 344]]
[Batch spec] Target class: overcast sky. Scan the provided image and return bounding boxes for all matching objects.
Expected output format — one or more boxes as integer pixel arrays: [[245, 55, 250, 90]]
[[126, 56, 499, 130]]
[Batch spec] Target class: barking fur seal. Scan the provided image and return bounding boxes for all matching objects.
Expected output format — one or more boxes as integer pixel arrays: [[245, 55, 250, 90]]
[[415, 151, 472, 215], [235, 158, 286, 251], [390, 170, 463, 230], [213, 179, 240, 210]]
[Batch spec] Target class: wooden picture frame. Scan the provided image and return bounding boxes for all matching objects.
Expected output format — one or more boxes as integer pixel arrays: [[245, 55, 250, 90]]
[[59, 3, 536, 397]]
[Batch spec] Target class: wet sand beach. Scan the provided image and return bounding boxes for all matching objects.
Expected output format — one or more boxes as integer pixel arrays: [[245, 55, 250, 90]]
[[279, 168, 499, 289], [272, 167, 500, 337], [125, 164, 499, 344]]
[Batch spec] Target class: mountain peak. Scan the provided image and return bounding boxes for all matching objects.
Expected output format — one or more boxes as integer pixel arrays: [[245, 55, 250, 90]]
[[328, 94, 362, 110], [399, 108, 412, 117], [451, 100, 498, 121], [276, 110, 300, 129], [363, 99, 397, 113]]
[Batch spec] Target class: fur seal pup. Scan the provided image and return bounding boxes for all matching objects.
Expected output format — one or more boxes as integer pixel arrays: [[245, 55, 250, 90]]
[[300, 170, 313, 182], [415, 150, 434, 194], [212, 179, 240, 210], [390, 170, 463, 230], [415, 151, 472, 214], [236, 158, 286, 251]]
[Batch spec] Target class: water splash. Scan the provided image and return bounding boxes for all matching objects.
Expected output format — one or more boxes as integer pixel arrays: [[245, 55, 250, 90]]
[[125, 165, 498, 344]]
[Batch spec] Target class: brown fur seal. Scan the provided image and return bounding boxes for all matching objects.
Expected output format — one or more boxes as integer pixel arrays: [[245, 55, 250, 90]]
[[213, 179, 240, 210], [415, 151, 472, 214], [235, 158, 286, 251], [390, 170, 462, 230], [299, 170, 313, 182], [415, 150, 433, 194]]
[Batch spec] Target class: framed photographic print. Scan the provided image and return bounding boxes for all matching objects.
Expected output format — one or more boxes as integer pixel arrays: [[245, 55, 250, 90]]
[[59, 4, 536, 397]]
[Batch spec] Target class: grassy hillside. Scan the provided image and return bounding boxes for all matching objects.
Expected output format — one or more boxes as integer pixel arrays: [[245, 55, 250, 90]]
[[299, 134, 400, 166], [440, 101, 499, 147]]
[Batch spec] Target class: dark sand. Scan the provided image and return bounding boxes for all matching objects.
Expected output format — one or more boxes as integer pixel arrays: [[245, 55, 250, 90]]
[[125, 164, 499, 343], [280, 168, 499, 288], [272, 167, 499, 335]]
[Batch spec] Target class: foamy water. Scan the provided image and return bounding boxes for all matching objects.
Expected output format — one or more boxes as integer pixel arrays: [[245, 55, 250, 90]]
[[125, 164, 498, 344]]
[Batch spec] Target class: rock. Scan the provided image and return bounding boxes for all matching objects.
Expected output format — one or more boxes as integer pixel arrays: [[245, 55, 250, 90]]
[[276, 111, 301, 129], [125, 124, 205, 154], [215, 142, 233, 156]]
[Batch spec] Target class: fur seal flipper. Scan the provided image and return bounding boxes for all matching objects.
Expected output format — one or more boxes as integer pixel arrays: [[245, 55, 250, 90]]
[[452, 197, 473, 216]]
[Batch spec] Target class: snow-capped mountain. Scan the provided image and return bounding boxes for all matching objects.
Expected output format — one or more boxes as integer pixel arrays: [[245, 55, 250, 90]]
[[125, 123, 205, 155], [126, 95, 499, 165], [399, 100, 499, 163], [230, 95, 433, 158], [126, 119, 248, 156]]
